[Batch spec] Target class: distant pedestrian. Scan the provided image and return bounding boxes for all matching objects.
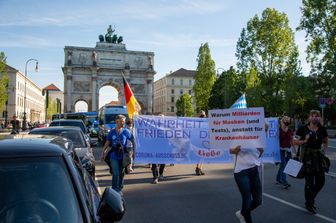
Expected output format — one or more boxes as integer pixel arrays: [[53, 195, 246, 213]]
[[293, 109, 328, 214], [151, 113, 166, 184], [10, 115, 20, 134], [195, 110, 206, 176], [275, 116, 293, 189]]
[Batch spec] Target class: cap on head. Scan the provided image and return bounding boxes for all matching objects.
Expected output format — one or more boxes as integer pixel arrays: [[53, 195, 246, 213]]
[[199, 110, 206, 117]]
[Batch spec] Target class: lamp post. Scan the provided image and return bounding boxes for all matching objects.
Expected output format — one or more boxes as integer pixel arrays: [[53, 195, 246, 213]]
[[216, 67, 226, 106], [22, 58, 39, 131]]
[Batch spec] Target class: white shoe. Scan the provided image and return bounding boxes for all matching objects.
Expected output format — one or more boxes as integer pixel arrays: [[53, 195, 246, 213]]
[[159, 174, 164, 181], [235, 210, 246, 223], [152, 178, 158, 184]]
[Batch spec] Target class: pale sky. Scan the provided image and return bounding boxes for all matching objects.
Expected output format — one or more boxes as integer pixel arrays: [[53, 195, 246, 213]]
[[0, 0, 309, 110]]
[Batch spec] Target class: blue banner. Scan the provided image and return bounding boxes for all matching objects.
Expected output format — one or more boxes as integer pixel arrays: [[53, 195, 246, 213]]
[[133, 115, 280, 164]]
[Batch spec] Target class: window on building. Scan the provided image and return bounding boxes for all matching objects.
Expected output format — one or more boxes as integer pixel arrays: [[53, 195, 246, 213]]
[[180, 89, 183, 95], [171, 97, 174, 103], [171, 106, 174, 112], [180, 79, 183, 86], [171, 89, 174, 94], [171, 78, 175, 85], [189, 79, 192, 86]]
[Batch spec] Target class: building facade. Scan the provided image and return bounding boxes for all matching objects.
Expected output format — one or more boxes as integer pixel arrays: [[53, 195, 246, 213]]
[[1, 65, 45, 125], [43, 84, 64, 114], [153, 68, 196, 116], [62, 27, 155, 113]]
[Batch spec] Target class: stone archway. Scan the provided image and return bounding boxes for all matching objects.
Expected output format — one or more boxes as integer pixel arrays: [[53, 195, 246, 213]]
[[75, 100, 88, 112], [98, 83, 120, 108], [62, 41, 155, 113]]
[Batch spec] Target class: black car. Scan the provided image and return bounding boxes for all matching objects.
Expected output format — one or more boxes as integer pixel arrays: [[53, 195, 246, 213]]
[[49, 119, 89, 135], [29, 126, 96, 178], [0, 135, 125, 223]]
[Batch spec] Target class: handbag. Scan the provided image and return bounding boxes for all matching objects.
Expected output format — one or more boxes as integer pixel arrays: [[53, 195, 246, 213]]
[[104, 149, 113, 173]]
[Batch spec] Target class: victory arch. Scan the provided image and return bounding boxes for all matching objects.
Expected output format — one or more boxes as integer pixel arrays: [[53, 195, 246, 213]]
[[62, 34, 155, 113]]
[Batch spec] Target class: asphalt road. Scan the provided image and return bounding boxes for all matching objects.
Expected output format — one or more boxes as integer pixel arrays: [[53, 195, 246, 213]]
[[93, 138, 336, 223]]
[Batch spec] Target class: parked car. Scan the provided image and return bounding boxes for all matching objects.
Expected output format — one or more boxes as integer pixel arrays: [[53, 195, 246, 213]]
[[29, 126, 96, 178], [49, 119, 92, 143], [0, 135, 125, 223]]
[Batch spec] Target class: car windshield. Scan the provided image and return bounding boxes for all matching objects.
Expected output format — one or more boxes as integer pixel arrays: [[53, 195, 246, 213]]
[[30, 130, 86, 148], [49, 121, 86, 133], [0, 157, 83, 223]]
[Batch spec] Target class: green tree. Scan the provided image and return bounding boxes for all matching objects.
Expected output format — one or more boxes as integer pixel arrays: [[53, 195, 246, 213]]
[[208, 66, 244, 109], [236, 8, 301, 116], [47, 96, 57, 121], [193, 43, 216, 113], [0, 52, 10, 111], [297, 0, 336, 98], [176, 93, 193, 117]]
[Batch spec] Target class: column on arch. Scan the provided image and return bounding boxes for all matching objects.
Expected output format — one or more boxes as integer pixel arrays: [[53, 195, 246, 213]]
[[91, 68, 98, 111]]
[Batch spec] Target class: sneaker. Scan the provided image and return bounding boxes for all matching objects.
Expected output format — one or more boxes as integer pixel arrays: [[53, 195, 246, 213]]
[[283, 183, 291, 189], [152, 178, 159, 184], [305, 204, 317, 214], [235, 210, 246, 223], [159, 174, 164, 181], [275, 180, 282, 185]]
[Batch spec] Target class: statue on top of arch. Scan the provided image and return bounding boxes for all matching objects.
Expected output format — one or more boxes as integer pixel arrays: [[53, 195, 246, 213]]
[[98, 25, 123, 44]]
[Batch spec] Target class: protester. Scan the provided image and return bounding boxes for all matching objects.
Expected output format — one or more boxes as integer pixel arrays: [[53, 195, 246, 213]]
[[125, 119, 134, 173], [230, 145, 263, 223], [10, 115, 20, 134], [276, 116, 293, 189], [293, 109, 328, 214], [100, 114, 133, 195], [151, 113, 166, 184], [195, 110, 206, 176]]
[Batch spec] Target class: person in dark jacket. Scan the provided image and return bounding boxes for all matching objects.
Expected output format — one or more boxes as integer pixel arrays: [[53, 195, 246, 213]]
[[293, 110, 328, 214]]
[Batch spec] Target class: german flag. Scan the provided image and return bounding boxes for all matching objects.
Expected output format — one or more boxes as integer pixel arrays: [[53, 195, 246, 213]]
[[123, 76, 141, 118]]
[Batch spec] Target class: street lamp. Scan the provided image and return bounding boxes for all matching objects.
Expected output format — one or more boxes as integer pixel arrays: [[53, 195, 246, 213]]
[[22, 58, 39, 131], [216, 67, 226, 106]]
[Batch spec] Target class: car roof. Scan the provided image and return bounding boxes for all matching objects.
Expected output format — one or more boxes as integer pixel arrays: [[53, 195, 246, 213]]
[[0, 135, 73, 158], [30, 126, 82, 133], [51, 119, 85, 123]]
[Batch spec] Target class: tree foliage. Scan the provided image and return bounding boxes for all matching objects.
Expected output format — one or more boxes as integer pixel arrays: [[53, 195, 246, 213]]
[[47, 96, 57, 121], [208, 67, 244, 109], [0, 52, 10, 111], [176, 93, 193, 117], [193, 43, 216, 113], [297, 0, 336, 98], [236, 8, 301, 116]]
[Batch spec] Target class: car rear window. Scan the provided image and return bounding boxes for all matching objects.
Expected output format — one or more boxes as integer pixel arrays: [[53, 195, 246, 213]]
[[0, 157, 83, 222], [30, 130, 86, 148], [49, 121, 86, 133]]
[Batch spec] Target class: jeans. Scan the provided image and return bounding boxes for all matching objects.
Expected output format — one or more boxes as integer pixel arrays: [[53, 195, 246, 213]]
[[151, 164, 165, 179], [305, 170, 325, 207], [276, 150, 292, 185], [110, 158, 125, 192], [234, 166, 262, 223]]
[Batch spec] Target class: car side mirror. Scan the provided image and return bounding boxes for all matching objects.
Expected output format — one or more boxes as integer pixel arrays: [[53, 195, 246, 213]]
[[97, 187, 125, 222]]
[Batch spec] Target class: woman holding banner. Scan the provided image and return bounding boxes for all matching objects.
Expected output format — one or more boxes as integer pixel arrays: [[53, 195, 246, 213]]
[[195, 110, 206, 176], [293, 110, 328, 214]]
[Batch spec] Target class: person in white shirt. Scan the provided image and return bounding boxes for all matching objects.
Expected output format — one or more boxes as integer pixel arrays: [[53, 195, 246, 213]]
[[230, 145, 264, 223]]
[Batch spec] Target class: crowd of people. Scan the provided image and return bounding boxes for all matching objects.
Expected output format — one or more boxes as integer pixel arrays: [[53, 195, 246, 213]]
[[100, 109, 329, 223]]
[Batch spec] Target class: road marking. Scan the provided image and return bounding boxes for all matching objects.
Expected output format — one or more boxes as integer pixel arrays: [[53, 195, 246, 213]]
[[263, 193, 336, 223], [326, 172, 336, 178]]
